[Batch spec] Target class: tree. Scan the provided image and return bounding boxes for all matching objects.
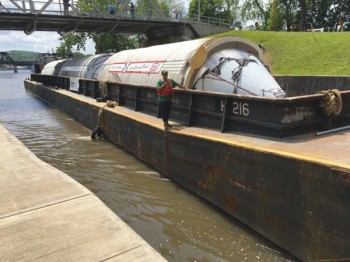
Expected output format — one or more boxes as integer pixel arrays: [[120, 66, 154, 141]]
[[268, 0, 285, 30], [240, 0, 350, 32], [279, 0, 299, 31], [298, 0, 350, 31], [232, 21, 243, 29], [241, 0, 270, 29], [93, 34, 136, 53], [189, 0, 238, 25], [56, 32, 138, 56], [308, 0, 350, 31], [222, 0, 240, 22], [307, 0, 329, 29], [161, 0, 185, 19], [298, 0, 307, 31], [56, 33, 87, 58], [56, 0, 148, 55], [136, 0, 167, 19]]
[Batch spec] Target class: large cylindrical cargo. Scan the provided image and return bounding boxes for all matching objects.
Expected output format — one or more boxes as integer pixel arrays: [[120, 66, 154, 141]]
[[40, 59, 67, 76], [98, 36, 285, 98], [58, 54, 113, 79]]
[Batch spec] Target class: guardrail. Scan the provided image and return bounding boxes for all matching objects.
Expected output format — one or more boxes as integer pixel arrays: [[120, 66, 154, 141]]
[[0, 0, 232, 28]]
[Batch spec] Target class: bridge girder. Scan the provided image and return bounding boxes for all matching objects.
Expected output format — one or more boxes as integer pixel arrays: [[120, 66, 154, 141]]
[[0, 52, 18, 73], [0, 0, 229, 46], [0, 12, 203, 42]]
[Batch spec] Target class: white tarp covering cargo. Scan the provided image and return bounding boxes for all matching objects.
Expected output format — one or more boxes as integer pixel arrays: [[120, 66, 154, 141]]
[[193, 50, 285, 97], [98, 36, 285, 98], [58, 54, 112, 79]]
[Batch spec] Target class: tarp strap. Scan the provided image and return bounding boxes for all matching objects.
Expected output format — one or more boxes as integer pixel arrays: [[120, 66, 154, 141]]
[[211, 57, 257, 94]]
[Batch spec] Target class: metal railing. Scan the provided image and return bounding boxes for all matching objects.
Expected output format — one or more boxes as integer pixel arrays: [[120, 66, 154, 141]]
[[0, 0, 232, 28]]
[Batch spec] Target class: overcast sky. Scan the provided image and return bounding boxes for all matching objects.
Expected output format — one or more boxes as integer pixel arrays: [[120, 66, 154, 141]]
[[0, 30, 95, 55]]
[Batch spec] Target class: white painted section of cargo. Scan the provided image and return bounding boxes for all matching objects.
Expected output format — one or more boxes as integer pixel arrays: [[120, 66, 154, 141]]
[[98, 38, 211, 87], [97, 37, 285, 98], [41, 59, 67, 76]]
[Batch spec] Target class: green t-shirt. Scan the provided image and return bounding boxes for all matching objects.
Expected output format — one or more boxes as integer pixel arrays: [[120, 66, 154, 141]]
[[156, 79, 178, 102]]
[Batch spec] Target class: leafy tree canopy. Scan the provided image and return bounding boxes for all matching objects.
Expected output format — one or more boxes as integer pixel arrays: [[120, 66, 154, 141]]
[[189, 0, 239, 23], [56, 0, 168, 55]]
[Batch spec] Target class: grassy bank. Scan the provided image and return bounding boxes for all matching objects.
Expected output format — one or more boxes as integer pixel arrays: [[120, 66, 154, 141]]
[[215, 30, 350, 76]]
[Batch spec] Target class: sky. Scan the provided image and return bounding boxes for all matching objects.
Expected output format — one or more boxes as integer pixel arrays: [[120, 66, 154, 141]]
[[0, 30, 96, 55]]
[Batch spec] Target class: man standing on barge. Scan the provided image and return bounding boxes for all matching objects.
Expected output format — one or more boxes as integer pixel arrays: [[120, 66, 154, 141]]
[[156, 70, 185, 130]]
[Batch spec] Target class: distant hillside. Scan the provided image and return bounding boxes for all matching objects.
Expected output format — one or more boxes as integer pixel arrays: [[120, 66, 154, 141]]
[[6, 50, 87, 62], [7, 50, 39, 62], [214, 30, 350, 76]]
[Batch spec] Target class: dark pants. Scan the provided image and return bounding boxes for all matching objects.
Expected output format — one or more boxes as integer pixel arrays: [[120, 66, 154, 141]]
[[63, 3, 69, 15], [159, 101, 171, 123]]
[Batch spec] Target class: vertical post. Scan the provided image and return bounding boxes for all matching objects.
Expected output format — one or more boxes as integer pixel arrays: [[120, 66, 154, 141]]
[[221, 98, 228, 132], [135, 87, 139, 111], [272, 0, 276, 31], [21, 1, 27, 12], [28, 0, 35, 13], [197, 0, 200, 22]]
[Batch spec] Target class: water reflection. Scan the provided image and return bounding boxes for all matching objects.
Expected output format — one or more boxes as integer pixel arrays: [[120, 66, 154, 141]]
[[0, 70, 297, 261]]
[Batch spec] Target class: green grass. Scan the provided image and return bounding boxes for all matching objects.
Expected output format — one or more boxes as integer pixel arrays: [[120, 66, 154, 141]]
[[214, 30, 350, 76]]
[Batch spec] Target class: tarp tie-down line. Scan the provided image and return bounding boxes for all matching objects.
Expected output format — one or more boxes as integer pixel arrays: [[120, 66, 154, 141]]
[[194, 57, 283, 97], [204, 74, 257, 96], [212, 57, 257, 94], [194, 57, 258, 95]]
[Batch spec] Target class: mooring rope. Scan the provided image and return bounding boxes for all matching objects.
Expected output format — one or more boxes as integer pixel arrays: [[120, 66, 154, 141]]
[[92, 100, 117, 139], [319, 89, 342, 117]]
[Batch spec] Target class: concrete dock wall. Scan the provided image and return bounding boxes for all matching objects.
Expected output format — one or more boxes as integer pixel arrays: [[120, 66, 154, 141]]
[[0, 124, 166, 261]]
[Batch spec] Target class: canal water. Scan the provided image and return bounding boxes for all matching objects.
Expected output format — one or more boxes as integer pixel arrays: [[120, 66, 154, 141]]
[[0, 70, 297, 262]]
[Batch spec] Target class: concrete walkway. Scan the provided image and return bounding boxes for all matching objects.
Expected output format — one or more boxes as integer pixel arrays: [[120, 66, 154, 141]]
[[0, 124, 166, 261]]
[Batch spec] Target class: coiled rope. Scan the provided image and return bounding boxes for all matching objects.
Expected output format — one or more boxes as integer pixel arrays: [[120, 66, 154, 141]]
[[319, 89, 342, 117]]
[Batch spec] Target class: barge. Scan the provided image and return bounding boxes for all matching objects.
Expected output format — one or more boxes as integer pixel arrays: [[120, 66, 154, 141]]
[[24, 37, 350, 261]]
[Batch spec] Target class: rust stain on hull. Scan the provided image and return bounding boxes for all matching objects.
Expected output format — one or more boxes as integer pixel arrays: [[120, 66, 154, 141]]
[[24, 81, 350, 261]]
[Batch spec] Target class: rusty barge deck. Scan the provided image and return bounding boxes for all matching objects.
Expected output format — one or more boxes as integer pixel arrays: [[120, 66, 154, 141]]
[[24, 79, 350, 261]]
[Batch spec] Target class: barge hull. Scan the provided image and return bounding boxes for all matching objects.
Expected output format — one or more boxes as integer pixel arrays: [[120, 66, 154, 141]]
[[24, 81, 350, 261]]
